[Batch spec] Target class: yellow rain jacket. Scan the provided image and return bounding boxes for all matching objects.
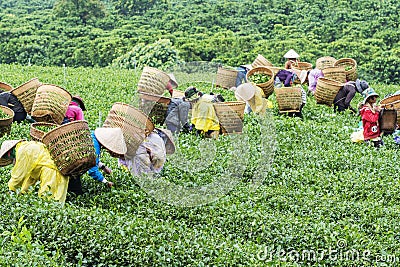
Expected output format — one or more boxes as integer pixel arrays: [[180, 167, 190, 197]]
[[8, 141, 69, 203], [248, 84, 269, 115], [191, 94, 220, 132]]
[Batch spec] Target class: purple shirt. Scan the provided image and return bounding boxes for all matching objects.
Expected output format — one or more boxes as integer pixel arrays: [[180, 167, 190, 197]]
[[65, 102, 84, 122], [308, 69, 324, 93]]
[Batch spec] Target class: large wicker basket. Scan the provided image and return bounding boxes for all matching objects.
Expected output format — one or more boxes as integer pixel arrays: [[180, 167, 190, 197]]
[[246, 67, 275, 98], [138, 92, 171, 125], [315, 78, 343, 106], [291, 62, 313, 72], [0, 105, 15, 137], [334, 58, 357, 81], [10, 78, 42, 114], [274, 87, 303, 113], [380, 95, 400, 126], [315, 56, 337, 70], [137, 66, 171, 95], [42, 120, 96, 176], [213, 101, 246, 134], [251, 54, 273, 68], [30, 122, 59, 142], [0, 81, 13, 92], [379, 109, 397, 134], [215, 67, 238, 89], [31, 84, 72, 124], [103, 102, 155, 158], [265, 66, 283, 76], [322, 66, 347, 83]]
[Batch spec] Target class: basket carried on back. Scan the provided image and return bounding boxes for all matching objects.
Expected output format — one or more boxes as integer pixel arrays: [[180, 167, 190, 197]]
[[379, 109, 397, 134], [380, 95, 400, 126], [213, 101, 246, 134], [334, 58, 357, 81], [251, 54, 273, 68], [215, 67, 238, 89], [0, 81, 13, 92], [103, 102, 155, 158], [322, 66, 347, 83], [137, 66, 171, 95], [30, 122, 59, 142], [291, 62, 313, 72], [246, 67, 275, 98], [138, 92, 171, 125], [42, 120, 96, 176], [274, 87, 303, 113], [10, 78, 42, 114], [315, 78, 343, 106], [31, 84, 72, 124], [316, 56, 337, 70], [0, 106, 15, 137]]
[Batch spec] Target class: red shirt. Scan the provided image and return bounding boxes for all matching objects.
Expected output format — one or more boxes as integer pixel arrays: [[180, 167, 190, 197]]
[[65, 102, 84, 122], [360, 104, 380, 140]]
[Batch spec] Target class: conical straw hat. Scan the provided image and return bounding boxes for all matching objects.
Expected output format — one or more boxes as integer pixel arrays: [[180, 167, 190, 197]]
[[155, 128, 175, 154], [94, 128, 127, 156], [284, 49, 300, 59], [0, 140, 24, 166], [235, 83, 256, 101]]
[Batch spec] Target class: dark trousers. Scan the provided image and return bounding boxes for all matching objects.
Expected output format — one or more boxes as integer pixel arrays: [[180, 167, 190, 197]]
[[67, 175, 83, 195]]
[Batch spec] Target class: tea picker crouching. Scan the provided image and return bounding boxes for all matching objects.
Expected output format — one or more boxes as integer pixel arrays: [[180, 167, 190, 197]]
[[67, 127, 127, 195], [360, 88, 383, 148], [1, 140, 69, 202]]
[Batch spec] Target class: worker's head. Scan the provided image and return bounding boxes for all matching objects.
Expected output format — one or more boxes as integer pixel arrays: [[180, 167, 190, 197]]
[[94, 128, 127, 158], [0, 140, 24, 166]]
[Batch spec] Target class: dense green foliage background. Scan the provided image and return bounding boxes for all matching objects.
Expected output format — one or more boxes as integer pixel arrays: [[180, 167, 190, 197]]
[[1, 0, 400, 83]]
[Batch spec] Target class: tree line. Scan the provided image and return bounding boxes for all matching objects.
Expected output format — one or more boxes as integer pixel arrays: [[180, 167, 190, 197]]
[[0, 0, 399, 83]]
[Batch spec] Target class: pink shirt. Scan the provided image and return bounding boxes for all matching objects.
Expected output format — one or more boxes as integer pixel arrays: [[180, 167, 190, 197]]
[[65, 102, 84, 122]]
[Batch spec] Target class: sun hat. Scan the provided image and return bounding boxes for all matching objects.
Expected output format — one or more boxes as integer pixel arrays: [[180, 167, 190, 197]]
[[185, 86, 198, 99], [94, 128, 127, 156], [155, 128, 175, 154], [72, 95, 86, 111], [168, 73, 178, 89], [235, 83, 256, 101], [355, 79, 369, 94], [0, 140, 24, 166], [284, 49, 300, 59], [362, 87, 379, 105], [299, 70, 307, 84]]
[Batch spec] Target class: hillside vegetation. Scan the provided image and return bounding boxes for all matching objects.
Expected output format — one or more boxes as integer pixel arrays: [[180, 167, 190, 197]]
[[1, 0, 400, 83]]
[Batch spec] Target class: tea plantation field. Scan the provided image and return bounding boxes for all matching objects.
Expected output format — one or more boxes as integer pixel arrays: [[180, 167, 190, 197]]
[[1, 64, 400, 266]]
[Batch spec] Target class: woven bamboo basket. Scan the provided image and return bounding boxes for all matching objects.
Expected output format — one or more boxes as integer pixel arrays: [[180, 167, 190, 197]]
[[31, 84, 72, 124], [380, 96, 400, 126], [103, 102, 155, 158], [10, 78, 41, 114], [322, 66, 347, 83], [291, 62, 313, 72], [30, 122, 59, 142], [42, 120, 96, 176], [274, 87, 303, 113], [379, 109, 397, 134], [0, 105, 15, 137], [213, 101, 246, 134], [137, 66, 171, 95], [138, 92, 171, 125], [315, 78, 343, 106], [334, 58, 357, 81], [316, 56, 337, 70], [215, 68, 238, 89], [0, 81, 13, 92], [246, 67, 275, 98], [251, 54, 273, 68]]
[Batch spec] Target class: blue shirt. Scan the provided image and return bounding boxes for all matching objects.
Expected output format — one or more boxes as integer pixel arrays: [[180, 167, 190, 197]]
[[87, 131, 104, 182]]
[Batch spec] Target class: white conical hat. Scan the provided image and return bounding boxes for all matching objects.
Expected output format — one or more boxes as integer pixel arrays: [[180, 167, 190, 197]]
[[94, 128, 127, 156], [235, 83, 256, 101], [284, 49, 300, 59], [0, 140, 24, 166]]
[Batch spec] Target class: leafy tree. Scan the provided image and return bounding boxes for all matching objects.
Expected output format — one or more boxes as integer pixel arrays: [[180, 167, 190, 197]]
[[53, 0, 106, 25], [112, 39, 181, 70]]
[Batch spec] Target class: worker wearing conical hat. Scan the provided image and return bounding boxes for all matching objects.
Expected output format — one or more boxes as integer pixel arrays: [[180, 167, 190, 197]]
[[284, 49, 300, 69]]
